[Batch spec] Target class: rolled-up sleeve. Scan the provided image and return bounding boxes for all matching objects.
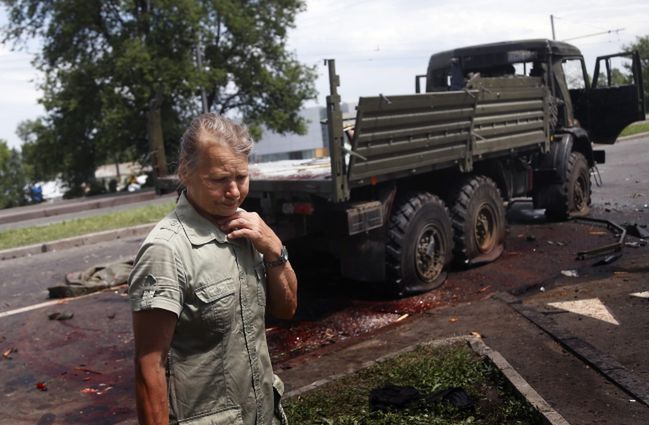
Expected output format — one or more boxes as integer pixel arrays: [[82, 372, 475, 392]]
[[128, 241, 184, 317]]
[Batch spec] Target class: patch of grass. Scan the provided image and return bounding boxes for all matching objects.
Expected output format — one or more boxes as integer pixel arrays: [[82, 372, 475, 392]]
[[619, 120, 649, 137], [284, 342, 545, 425], [0, 201, 175, 250]]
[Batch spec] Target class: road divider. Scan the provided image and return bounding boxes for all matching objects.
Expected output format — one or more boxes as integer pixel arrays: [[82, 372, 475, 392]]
[[0, 223, 155, 261]]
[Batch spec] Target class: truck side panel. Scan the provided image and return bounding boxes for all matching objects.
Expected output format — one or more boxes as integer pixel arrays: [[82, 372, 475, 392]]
[[349, 91, 478, 183], [470, 77, 549, 157], [347, 77, 548, 186]]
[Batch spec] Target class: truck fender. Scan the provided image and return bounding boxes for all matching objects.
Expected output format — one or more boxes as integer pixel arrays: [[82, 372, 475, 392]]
[[561, 128, 596, 167], [534, 130, 593, 184]]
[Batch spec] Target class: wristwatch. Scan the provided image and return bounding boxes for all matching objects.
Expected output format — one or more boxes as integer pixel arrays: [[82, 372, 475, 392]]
[[264, 245, 289, 269]]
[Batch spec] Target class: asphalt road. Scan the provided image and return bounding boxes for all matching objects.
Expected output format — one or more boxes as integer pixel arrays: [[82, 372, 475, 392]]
[[0, 135, 647, 424]]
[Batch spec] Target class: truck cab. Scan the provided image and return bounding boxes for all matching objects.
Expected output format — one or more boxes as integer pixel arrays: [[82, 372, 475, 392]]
[[420, 39, 645, 144]]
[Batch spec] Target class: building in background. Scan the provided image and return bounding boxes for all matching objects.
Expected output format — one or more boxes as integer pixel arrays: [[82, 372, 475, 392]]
[[250, 103, 355, 163]]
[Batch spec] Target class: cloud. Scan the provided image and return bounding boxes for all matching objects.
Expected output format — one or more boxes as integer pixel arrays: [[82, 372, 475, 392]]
[[291, 0, 649, 103]]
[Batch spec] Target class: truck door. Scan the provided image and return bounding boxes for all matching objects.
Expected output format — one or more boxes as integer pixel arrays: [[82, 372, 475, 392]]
[[586, 51, 645, 144]]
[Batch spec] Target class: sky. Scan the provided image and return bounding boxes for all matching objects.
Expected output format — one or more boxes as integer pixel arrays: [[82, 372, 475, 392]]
[[1, 0, 648, 150]]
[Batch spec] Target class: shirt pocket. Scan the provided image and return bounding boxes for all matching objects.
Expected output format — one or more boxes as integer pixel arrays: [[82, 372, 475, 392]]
[[195, 277, 236, 334]]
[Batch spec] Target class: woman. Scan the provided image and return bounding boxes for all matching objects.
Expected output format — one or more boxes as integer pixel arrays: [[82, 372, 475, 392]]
[[128, 113, 297, 425]]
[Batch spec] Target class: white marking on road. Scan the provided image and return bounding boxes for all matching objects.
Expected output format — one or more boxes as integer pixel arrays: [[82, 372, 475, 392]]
[[547, 298, 620, 325], [0, 290, 112, 319], [630, 291, 649, 299]]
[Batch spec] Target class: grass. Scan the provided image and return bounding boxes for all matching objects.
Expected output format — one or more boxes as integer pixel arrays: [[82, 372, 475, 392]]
[[283, 342, 545, 425], [0, 200, 175, 250], [619, 120, 649, 137]]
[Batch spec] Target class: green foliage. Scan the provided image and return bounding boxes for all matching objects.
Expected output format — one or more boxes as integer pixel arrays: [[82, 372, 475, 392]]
[[284, 343, 544, 425], [2, 0, 317, 192], [0, 139, 29, 209], [624, 35, 649, 110], [620, 120, 649, 137]]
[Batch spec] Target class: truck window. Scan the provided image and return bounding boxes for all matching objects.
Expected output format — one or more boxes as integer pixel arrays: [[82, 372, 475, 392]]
[[594, 56, 634, 87], [562, 59, 587, 90], [513, 62, 534, 77]]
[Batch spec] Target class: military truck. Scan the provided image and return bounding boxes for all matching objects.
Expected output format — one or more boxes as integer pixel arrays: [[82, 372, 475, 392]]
[[190, 39, 646, 297]]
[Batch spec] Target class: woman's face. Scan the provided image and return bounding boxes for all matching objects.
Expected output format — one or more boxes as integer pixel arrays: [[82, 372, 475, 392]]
[[181, 138, 249, 221]]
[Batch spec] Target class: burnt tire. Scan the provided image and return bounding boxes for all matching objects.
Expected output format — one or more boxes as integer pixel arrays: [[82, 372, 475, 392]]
[[386, 192, 453, 297], [545, 151, 591, 221], [450, 176, 506, 266]]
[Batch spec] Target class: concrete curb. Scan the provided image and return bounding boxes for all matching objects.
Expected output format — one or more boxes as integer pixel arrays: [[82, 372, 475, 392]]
[[0, 190, 158, 225], [0, 223, 154, 261], [284, 335, 570, 425]]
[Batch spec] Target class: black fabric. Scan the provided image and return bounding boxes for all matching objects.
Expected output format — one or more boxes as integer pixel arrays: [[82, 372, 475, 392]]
[[369, 383, 474, 412]]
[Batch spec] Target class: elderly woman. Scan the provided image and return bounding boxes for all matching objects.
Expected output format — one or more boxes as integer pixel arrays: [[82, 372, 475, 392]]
[[128, 113, 297, 425]]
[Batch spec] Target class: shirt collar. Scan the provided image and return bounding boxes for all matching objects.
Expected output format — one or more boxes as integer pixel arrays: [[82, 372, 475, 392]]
[[175, 191, 228, 246]]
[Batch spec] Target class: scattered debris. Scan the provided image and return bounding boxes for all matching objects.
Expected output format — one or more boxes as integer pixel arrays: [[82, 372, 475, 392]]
[[526, 235, 536, 242], [448, 317, 459, 323], [395, 313, 409, 322], [592, 254, 622, 267], [80, 383, 114, 395], [478, 285, 491, 293], [540, 286, 546, 292], [36, 382, 48, 391], [2, 348, 17, 359], [74, 366, 102, 375], [589, 231, 607, 236], [48, 260, 134, 299], [623, 223, 649, 239], [48, 312, 74, 321], [470, 331, 482, 338], [625, 241, 647, 248], [561, 270, 579, 278], [107, 313, 116, 320]]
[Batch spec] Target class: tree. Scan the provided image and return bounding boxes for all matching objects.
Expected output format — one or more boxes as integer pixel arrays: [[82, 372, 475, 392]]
[[0, 140, 29, 209], [624, 35, 649, 110], [2, 0, 317, 189]]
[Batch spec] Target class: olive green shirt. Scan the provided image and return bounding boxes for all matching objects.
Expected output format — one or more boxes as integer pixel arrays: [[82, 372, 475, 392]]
[[128, 193, 285, 425]]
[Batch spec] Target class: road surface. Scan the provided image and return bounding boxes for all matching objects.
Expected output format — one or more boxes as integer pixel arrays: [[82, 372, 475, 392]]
[[0, 135, 647, 424]]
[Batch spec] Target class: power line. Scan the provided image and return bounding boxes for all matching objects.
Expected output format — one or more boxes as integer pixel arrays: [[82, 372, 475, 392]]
[[562, 28, 625, 43]]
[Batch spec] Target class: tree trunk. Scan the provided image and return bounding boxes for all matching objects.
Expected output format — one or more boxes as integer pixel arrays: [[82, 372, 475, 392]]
[[146, 92, 168, 177]]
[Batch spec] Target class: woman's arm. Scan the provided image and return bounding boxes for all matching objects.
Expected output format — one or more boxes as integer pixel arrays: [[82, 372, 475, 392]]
[[132, 309, 178, 425]]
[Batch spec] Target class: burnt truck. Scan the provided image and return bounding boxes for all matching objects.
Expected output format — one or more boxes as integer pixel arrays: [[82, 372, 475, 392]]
[[214, 39, 645, 296]]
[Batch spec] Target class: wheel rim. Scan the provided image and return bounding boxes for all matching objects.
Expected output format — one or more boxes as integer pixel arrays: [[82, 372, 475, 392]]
[[475, 203, 497, 253], [573, 174, 588, 212], [415, 224, 445, 282]]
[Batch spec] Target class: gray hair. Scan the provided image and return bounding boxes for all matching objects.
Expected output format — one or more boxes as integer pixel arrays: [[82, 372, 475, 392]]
[[179, 113, 252, 176]]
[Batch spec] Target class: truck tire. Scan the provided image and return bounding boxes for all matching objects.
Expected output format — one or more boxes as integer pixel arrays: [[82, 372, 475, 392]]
[[545, 151, 591, 220], [386, 192, 453, 297], [450, 176, 506, 266]]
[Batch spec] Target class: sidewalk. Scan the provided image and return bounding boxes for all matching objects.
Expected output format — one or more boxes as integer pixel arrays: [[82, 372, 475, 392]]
[[276, 290, 649, 424]]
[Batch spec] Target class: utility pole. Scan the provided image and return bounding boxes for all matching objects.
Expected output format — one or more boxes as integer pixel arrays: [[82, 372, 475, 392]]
[[550, 14, 556, 40], [196, 35, 209, 114]]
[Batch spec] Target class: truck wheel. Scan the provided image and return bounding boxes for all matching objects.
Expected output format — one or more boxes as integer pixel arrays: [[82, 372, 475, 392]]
[[386, 192, 453, 297], [451, 176, 506, 266], [545, 152, 591, 220]]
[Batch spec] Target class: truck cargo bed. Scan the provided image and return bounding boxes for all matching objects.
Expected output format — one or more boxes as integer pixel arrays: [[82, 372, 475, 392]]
[[248, 158, 333, 195]]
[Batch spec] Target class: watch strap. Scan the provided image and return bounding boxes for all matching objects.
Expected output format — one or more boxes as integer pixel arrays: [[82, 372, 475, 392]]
[[264, 245, 288, 269]]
